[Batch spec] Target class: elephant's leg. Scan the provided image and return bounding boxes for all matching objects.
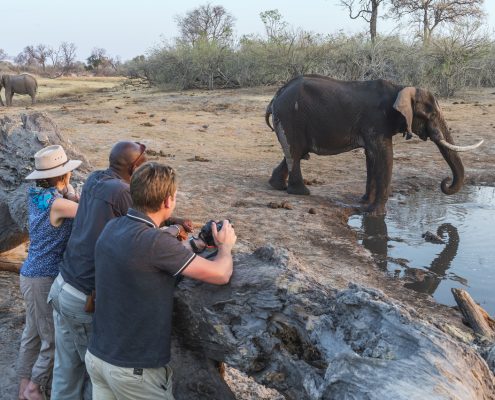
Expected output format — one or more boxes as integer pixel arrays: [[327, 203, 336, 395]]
[[287, 157, 310, 195], [0, 94, 4, 107], [6, 90, 13, 106], [269, 158, 289, 190], [273, 120, 310, 195], [361, 148, 377, 204], [364, 137, 393, 215], [31, 94, 36, 105]]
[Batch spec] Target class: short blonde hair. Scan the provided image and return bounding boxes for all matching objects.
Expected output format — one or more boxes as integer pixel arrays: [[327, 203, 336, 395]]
[[130, 162, 177, 212]]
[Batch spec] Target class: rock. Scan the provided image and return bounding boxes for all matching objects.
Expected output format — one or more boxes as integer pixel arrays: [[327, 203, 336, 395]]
[[308, 208, 316, 214], [0, 113, 91, 253]]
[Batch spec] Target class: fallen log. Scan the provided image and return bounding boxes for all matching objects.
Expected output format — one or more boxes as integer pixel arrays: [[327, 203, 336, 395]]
[[0, 112, 91, 253], [452, 288, 495, 341], [452, 288, 495, 376]]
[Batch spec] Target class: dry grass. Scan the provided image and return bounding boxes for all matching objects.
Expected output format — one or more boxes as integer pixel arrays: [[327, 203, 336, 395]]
[[36, 76, 124, 102]]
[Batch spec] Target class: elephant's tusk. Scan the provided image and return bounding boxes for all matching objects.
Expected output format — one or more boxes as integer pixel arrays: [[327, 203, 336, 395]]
[[437, 139, 484, 152]]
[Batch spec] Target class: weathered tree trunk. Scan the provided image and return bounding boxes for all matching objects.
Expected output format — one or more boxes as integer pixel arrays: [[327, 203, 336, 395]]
[[172, 246, 495, 399], [370, 0, 379, 44], [0, 113, 91, 253]]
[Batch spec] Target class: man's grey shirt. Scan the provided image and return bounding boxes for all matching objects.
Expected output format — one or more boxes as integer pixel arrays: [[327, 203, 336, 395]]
[[89, 208, 196, 368], [59, 168, 132, 295]]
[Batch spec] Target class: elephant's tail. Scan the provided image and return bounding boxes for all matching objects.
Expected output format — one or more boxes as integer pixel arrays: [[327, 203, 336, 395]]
[[265, 99, 274, 132]]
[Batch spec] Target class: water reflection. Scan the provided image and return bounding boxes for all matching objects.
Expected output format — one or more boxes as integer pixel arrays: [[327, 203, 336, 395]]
[[361, 215, 388, 270], [359, 215, 460, 295], [349, 186, 495, 314], [403, 223, 459, 295]]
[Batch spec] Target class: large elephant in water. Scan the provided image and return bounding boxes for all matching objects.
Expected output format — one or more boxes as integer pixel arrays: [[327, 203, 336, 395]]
[[265, 75, 483, 215], [0, 73, 38, 106]]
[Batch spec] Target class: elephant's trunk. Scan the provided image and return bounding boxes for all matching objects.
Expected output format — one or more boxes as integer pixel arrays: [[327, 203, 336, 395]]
[[431, 124, 465, 195]]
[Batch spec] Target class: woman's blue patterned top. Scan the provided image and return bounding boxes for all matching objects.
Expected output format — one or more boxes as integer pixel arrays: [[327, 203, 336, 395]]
[[20, 187, 74, 278]]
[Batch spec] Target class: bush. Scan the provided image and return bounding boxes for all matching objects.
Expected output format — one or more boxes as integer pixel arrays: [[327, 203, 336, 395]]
[[121, 30, 495, 96]]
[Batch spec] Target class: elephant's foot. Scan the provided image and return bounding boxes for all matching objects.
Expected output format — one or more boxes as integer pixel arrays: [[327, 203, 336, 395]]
[[359, 193, 370, 204], [269, 160, 289, 191], [363, 203, 386, 216], [269, 175, 288, 190], [287, 183, 310, 195]]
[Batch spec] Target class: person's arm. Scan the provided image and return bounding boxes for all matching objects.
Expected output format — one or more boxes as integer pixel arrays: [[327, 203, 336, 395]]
[[180, 220, 236, 285], [59, 183, 80, 203], [50, 198, 78, 227], [166, 216, 193, 233]]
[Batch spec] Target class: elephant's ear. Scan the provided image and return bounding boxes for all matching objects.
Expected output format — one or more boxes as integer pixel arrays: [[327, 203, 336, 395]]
[[393, 87, 416, 136]]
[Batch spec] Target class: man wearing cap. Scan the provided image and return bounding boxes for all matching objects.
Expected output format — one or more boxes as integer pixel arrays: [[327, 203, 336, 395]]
[[18, 145, 81, 400], [47, 141, 192, 400]]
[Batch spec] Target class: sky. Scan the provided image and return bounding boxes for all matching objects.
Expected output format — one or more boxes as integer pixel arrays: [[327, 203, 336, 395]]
[[3, 0, 495, 62]]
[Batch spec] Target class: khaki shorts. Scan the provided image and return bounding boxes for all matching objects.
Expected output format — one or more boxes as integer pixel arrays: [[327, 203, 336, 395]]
[[85, 350, 174, 400]]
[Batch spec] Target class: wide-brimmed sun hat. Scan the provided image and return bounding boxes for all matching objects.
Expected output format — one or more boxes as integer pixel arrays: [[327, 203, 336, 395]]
[[25, 145, 82, 180]]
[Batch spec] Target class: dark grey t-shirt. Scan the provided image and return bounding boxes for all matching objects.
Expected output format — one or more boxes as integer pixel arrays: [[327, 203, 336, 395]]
[[60, 169, 132, 294], [88, 208, 196, 368]]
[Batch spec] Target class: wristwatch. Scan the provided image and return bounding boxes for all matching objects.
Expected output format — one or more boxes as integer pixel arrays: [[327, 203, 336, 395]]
[[171, 224, 181, 238]]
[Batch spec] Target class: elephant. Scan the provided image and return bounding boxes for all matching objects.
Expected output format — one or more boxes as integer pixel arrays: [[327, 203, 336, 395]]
[[0, 73, 38, 106], [265, 74, 483, 215]]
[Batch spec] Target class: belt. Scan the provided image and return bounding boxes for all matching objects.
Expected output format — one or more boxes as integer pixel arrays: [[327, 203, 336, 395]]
[[56, 274, 87, 302]]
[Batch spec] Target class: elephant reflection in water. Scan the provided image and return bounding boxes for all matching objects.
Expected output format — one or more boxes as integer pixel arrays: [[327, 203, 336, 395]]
[[404, 223, 460, 295], [360, 216, 460, 296], [361, 216, 389, 270]]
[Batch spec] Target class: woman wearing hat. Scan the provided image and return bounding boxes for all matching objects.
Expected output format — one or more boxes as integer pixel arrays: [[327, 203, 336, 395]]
[[17, 145, 81, 400]]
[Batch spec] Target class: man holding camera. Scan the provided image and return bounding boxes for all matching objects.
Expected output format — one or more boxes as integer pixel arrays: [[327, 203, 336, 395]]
[[85, 162, 236, 399], [48, 142, 191, 399]]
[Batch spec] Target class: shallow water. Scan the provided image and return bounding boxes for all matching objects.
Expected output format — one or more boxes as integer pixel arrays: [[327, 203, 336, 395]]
[[348, 186, 495, 315]]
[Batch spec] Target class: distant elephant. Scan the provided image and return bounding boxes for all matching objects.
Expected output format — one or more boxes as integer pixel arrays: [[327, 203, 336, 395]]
[[265, 75, 483, 215], [0, 73, 38, 106]]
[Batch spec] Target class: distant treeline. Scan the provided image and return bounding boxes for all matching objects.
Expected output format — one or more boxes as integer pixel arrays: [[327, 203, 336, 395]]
[[122, 32, 495, 96]]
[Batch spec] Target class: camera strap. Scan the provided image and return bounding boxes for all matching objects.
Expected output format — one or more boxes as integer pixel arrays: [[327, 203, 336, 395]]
[[189, 237, 202, 253]]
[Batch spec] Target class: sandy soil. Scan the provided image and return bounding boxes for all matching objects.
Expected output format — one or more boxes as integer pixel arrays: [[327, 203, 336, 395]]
[[1, 78, 494, 398]]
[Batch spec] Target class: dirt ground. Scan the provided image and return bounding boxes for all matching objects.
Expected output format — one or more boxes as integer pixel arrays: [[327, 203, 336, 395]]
[[1, 77, 494, 398]]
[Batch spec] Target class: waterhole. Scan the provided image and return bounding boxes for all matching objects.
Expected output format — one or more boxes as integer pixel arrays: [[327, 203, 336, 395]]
[[348, 186, 495, 315]]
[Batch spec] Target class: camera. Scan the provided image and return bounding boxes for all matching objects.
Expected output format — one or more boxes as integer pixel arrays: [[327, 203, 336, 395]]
[[198, 219, 231, 247]]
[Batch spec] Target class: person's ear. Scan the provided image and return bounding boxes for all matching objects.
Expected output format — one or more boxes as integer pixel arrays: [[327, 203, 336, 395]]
[[164, 196, 172, 209]]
